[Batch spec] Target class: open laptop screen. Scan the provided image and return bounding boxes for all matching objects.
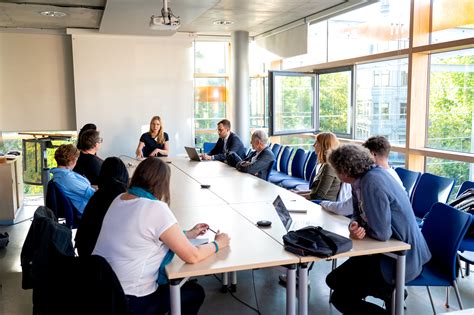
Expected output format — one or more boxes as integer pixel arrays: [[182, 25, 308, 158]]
[[273, 195, 293, 231]]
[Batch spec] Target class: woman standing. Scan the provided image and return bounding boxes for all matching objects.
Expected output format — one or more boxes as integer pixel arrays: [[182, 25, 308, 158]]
[[93, 158, 230, 315], [136, 116, 169, 158]]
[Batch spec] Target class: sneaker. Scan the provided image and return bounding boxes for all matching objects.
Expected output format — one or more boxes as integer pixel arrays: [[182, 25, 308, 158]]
[[278, 274, 310, 287]]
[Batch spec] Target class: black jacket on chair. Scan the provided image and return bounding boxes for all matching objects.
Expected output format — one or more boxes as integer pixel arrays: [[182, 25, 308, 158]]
[[209, 132, 246, 162]]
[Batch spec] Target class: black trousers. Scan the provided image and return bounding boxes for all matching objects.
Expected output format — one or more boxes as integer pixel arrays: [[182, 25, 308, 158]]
[[326, 255, 393, 315], [126, 281, 205, 315]]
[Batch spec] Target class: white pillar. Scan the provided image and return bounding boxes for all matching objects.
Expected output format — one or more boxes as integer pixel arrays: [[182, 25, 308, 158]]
[[231, 31, 250, 145]]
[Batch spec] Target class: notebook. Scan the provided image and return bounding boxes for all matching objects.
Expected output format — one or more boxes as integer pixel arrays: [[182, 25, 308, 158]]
[[273, 195, 316, 231]]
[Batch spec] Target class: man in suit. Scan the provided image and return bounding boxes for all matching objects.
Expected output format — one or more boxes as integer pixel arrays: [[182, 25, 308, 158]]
[[232, 130, 275, 180], [200, 119, 246, 163]]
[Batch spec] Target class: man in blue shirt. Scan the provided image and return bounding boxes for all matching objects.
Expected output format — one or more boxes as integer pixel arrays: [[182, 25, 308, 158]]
[[50, 144, 96, 214], [326, 144, 431, 314]]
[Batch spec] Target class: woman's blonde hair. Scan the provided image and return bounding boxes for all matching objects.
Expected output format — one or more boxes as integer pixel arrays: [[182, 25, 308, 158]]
[[315, 132, 339, 164], [149, 116, 165, 144]]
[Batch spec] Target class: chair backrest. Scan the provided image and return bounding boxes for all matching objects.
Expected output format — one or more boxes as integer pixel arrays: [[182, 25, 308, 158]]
[[203, 142, 216, 154], [271, 143, 282, 170], [411, 173, 455, 219], [45, 180, 79, 229], [421, 202, 472, 281], [395, 167, 421, 199], [290, 148, 307, 179], [304, 151, 317, 181], [265, 160, 275, 181], [279, 146, 293, 174], [457, 180, 474, 197]]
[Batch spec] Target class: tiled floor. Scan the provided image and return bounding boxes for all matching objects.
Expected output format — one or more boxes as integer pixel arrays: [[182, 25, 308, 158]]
[[1, 198, 473, 314]]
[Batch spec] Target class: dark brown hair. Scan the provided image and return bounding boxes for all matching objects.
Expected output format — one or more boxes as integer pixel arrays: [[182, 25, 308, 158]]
[[362, 136, 391, 157], [79, 130, 101, 151], [54, 144, 80, 167], [217, 119, 231, 129], [129, 157, 171, 205], [329, 144, 375, 178]]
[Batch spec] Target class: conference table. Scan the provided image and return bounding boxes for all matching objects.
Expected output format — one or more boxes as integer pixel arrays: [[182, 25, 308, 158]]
[[123, 156, 410, 315]]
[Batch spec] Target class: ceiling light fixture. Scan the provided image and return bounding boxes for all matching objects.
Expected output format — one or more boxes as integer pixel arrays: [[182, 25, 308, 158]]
[[213, 20, 233, 25], [39, 11, 67, 18], [150, 0, 181, 31]]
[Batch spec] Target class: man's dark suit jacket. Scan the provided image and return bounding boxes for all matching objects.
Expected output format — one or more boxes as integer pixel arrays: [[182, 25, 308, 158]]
[[209, 132, 246, 162], [236, 147, 275, 180]]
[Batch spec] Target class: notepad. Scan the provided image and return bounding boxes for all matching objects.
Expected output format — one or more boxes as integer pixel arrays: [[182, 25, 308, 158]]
[[283, 199, 308, 213]]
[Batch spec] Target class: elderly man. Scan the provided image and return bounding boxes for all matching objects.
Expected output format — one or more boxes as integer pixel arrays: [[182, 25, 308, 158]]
[[326, 144, 431, 314], [200, 119, 246, 162], [229, 130, 275, 180]]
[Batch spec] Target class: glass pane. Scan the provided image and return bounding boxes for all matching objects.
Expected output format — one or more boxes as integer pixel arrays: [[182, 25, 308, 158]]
[[355, 58, 408, 145], [389, 151, 406, 168], [194, 42, 228, 74], [280, 135, 314, 152], [431, 0, 474, 44], [327, 0, 410, 61], [249, 77, 268, 128], [319, 70, 352, 134], [427, 48, 474, 153], [272, 73, 315, 135], [194, 78, 227, 148], [425, 157, 472, 201]]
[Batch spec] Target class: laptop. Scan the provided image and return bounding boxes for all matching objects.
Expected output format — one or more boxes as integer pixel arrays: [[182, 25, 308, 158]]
[[184, 146, 202, 161], [273, 195, 315, 231]]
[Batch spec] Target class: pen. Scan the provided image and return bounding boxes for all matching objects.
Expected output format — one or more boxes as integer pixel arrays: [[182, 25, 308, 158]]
[[208, 227, 217, 234]]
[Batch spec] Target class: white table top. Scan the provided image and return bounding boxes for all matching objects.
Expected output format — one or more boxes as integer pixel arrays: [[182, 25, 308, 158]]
[[171, 158, 241, 180], [166, 204, 299, 279]]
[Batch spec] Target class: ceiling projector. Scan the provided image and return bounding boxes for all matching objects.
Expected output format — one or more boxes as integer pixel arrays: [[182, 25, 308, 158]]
[[149, 0, 180, 31], [149, 15, 180, 31]]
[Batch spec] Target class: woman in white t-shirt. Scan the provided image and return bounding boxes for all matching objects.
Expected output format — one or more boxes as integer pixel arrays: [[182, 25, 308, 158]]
[[93, 157, 230, 315]]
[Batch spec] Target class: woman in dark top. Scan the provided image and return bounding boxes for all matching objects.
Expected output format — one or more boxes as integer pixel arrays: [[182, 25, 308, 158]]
[[76, 123, 97, 151], [135, 116, 169, 158], [75, 157, 129, 257], [73, 129, 103, 185]]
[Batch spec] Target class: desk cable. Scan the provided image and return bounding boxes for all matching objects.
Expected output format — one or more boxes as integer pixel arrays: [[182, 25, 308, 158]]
[[213, 272, 261, 314]]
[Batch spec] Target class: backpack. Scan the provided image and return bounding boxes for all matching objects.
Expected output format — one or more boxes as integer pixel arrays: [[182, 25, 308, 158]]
[[282, 226, 352, 258], [449, 188, 474, 214]]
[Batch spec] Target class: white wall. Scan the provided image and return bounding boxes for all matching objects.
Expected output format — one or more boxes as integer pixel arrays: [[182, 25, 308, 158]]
[[0, 32, 76, 132], [70, 31, 195, 158]]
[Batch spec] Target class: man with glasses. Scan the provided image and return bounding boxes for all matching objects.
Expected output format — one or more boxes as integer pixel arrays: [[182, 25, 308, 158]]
[[73, 129, 103, 186], [200, 119, 246, 164]]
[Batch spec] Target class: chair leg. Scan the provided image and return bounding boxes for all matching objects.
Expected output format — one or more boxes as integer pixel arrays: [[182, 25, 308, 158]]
[[456, 255, 464, 278], [444, 287, 449, 308], [328, 259, 337, 303], [452, 281, 464, 310], [426, 286, 436, 315], [466, 261, 471, 276]]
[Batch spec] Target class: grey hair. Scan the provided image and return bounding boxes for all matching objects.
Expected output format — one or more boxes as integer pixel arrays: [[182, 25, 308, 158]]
[[328, 144, 375, 178], [251, 129, 268, 144]]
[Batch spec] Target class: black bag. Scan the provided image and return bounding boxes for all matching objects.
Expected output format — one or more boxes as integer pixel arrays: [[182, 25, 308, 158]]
[[449, 188, 474, 214], [282, 226, 352, 258]]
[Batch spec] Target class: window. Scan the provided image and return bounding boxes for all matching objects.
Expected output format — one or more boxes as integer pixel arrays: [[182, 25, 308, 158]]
[[427, 48, 474, 153], [318, 68, 352, 135], [355, 58, 408, 145], [249, 77, 268, 128], [431, 0, 474, 44], [194, 41, 229, 148], [400, 102, 407, 118], [269, 71, 315, 136], [425, 157, 471, 201]]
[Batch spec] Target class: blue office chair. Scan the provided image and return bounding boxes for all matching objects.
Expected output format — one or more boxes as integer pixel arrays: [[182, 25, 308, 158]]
[[270, 148, 307, 185], [203, 142, 216, 154], [281, 151, 317, 189], [271, 143, 282, 170], [265, 160, 275, 181], [395, 167, 421, 200], [411, 173, 455, 225], [268, 146, 293, 184], [45, 180, 81, 229], [456, 181, 474, 277], [406, 202, 472, 314]]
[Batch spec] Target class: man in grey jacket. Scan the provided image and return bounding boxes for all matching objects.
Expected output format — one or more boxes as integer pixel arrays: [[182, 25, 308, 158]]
[[326, 144, 431, 315], [231, 130, 275, 180]]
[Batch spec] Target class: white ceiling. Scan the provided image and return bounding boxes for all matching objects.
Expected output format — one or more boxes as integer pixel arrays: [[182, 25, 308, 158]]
[[0, 0, 369, 36]]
